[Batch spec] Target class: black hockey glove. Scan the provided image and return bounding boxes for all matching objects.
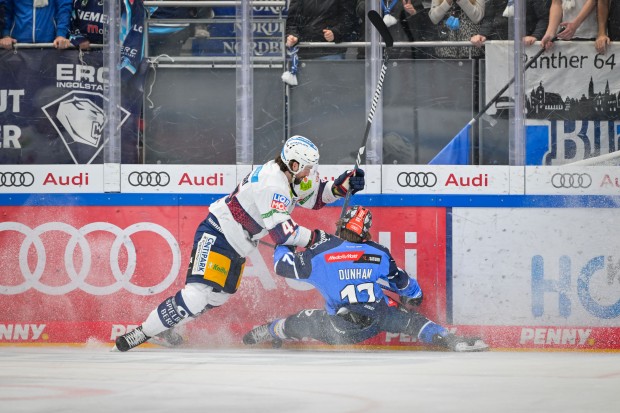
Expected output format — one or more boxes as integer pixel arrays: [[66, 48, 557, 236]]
[[306, 229, 327, 248], [332, 168, 366, 198], [400, 293, 423, 307], [278, 244, 296, 253]]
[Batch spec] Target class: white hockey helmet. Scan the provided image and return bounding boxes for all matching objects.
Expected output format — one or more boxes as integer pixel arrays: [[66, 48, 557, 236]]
[[281, 135, 320, 176]]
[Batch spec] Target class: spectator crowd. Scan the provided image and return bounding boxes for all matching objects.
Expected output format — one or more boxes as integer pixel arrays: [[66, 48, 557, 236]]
[[0, 0, 616, 57]]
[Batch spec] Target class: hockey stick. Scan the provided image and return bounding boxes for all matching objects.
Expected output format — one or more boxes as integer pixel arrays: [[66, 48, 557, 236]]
[[336, 10, 394, 234]]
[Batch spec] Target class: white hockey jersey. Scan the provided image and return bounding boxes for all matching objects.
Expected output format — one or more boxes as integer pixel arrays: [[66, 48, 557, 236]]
[[208, 160, 339, 256]]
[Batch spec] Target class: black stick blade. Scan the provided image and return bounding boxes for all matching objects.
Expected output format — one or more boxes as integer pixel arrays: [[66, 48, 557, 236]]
[[367, 10, 394, 48]]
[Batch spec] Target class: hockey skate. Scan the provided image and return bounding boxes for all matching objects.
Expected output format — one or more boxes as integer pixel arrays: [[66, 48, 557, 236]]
[[149, 328, 185, 348], [243, 323, 282, 348], [433, 333, 489, 352], [115, 326, 150, 352]]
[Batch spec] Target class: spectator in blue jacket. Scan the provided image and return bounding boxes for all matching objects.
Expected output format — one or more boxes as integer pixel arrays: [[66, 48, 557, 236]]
[[0, 1, 5, 35], [0, 0, 72, 49]]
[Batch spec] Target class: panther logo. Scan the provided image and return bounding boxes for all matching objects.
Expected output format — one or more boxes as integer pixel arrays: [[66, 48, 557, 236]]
[[42, 91, 130, 164], [57, 96, 106, 147]]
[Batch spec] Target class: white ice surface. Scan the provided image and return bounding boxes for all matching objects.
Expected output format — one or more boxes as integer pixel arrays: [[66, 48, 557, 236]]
[[1, 346, 619, 413]]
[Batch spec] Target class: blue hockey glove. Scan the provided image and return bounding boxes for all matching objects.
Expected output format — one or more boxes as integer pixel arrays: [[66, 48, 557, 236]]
[[332, 168, 365, 198]]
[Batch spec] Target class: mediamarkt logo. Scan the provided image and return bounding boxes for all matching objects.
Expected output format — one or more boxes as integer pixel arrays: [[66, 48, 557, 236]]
[[325, 251, 363, 262]]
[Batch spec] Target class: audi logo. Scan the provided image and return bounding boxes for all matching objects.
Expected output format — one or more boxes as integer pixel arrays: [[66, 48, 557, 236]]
[[0, 222, 181, 296], [551, 173, 592, 189], [0, 172, 34, 187], [128, 171, 171, 187], [397, 172, 438, 188]]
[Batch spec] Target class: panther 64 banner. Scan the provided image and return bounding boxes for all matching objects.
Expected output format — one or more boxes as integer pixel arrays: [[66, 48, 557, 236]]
[[485, 41, 620, 165], [0, 49, 144, 164]]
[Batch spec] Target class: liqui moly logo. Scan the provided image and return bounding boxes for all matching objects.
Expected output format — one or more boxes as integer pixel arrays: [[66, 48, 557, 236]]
[[271, 193, 291, 212], [325, 251, 364, 262]]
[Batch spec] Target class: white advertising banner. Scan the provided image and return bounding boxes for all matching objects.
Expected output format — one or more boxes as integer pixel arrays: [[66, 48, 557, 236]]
[[0, 165, 104, 193], [526, 165, 620, 196], [452, 208, 620, 326], [120, 165, 237, 194], [382, 165, 516, 195]]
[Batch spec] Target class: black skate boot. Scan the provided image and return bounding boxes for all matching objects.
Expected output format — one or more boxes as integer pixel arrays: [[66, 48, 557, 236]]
[[115, 326, 150, 352], [433, 333, 489, 352], [243, 323, 282, 348]]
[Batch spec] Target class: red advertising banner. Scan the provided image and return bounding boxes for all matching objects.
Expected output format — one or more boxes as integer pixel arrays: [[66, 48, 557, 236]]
[[0, 205, 446, 348]]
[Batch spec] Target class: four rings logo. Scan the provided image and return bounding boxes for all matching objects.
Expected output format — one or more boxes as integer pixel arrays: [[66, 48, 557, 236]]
[[0, 172, 34, 187], [128, 171, 171, 187], [397, 172, 437, 188], [0, 222, 181, 296], [551, 173, 592, 189]]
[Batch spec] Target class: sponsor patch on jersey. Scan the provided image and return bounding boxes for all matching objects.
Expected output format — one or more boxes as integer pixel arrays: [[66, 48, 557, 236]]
[[271, 193, 291, 212], [204, 251, 231, 288], [192, 233, 217, 275], [355, 254, 382, 264], [325, 251, 364, 262], [299, 177, 312, 191]]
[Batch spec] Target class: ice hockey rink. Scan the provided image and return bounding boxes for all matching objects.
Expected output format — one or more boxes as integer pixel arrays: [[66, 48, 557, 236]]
[[1, 346, 619, 413]]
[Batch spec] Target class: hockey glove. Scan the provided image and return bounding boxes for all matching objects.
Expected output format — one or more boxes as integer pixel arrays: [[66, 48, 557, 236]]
[[277, 244, 296, 253], [306, 229, 327, 248], [400, 293, 423, 307], [398, 274, 422, 306], [332, 168, 365, 198]]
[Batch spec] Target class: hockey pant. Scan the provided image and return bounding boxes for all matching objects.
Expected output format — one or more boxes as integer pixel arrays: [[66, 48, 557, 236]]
[[141, 215, 244, 337], [186, 213, 246, 294], [281, 300, 446, 345]]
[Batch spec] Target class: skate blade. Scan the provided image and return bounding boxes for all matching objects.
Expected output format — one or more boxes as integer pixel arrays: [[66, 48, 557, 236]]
[[148, 336, 184, 348], [454, 340, 489, 352]]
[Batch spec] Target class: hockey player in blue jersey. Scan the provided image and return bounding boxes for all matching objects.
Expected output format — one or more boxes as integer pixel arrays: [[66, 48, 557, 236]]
[[243, 206, 489, 352]]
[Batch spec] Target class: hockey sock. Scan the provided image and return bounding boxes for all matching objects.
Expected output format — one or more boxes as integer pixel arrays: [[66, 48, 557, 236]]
[[269, 319, 288, 340], [418, 321, 449, 344]]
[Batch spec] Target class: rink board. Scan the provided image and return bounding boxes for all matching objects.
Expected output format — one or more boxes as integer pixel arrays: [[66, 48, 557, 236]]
[[1, 163, 619, 350]]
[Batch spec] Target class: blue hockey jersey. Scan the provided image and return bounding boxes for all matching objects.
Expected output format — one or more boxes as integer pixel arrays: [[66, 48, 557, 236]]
[[274, 234, 422, 315]]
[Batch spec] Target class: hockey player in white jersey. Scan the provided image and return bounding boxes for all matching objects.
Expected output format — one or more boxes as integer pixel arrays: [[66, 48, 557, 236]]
[[115, 136, 365, 351]]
